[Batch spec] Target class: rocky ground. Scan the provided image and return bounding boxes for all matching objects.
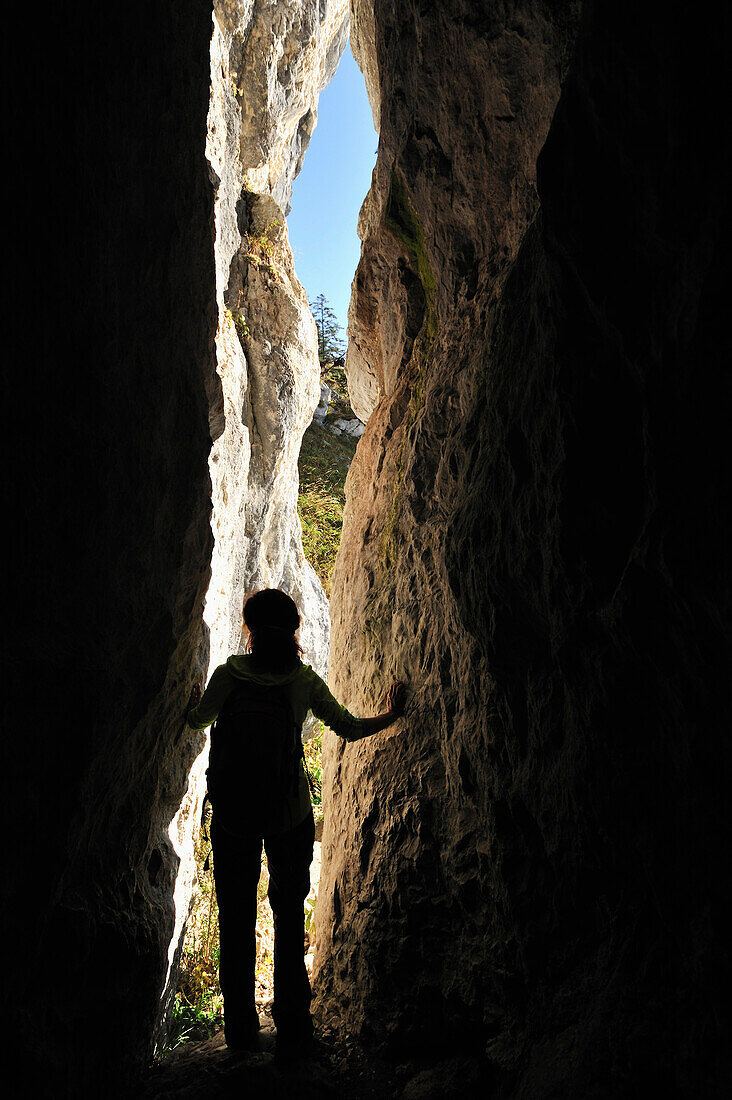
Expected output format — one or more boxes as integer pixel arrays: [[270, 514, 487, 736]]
[[143, 1015, 487, 1099], [142, 1022, 401, 1099]]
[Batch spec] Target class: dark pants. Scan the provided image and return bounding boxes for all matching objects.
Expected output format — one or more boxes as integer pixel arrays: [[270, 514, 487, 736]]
[[211, 810, 315, 1044]]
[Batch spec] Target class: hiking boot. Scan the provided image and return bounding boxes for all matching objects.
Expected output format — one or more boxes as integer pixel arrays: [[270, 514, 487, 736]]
[[274, 1030, 315, 1064], [225, 1011, 261, 1053], [226, 1030, 261, 1053]]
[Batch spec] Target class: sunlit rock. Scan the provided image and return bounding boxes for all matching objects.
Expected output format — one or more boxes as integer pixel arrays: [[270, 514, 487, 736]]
[[205, 0, 348, 669], [313, 382, 333, 424], [214, 0, 350, 216], [328, 417, 365, 438], [319, 0, 581, 1055]]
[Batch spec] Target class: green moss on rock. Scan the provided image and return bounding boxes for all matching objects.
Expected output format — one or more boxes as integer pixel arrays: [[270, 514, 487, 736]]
[[380, 169, 440, 568]]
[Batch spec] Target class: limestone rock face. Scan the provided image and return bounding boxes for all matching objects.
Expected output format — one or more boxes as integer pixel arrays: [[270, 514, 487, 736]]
[[313, 382, 333, 423], [316, 2, 729, 1095], [206, 0, 349, 671], [329, 416, 365, 438], [345, 0, 579, 424], [213, 0, 350, 216]]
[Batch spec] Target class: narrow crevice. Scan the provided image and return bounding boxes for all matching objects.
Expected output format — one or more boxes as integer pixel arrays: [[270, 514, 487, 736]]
[[9, 2, 729, 1097]]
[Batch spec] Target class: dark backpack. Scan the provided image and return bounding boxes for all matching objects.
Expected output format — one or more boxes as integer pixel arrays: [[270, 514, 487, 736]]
[[206, 679, 306, 837]]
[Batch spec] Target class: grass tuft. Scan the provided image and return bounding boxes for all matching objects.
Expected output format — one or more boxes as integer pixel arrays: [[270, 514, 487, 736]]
[[298, 421, 357, 597]]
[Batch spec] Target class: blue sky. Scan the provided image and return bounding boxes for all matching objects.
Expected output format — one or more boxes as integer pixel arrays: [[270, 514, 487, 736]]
[[288, 42, 378, 340]]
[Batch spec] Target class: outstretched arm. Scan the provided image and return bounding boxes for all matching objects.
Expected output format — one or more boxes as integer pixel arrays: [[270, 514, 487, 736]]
[[186, 665, 234, 730], [307, 670, 407, 740]]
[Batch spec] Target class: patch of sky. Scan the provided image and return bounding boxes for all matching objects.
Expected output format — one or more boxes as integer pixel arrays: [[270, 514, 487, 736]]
[[288, 42, 378, 341]]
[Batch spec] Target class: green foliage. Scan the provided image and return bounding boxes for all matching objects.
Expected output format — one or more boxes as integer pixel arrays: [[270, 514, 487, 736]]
[[175, 828, 222, 1003], [247, 219, 280, 276], [320, 360, 357, 422], [385, 168, 437, 346], [224, 307, 250, 339], [297, 422, 356, 597], [303, 726, 323, 804], [162, 993, 221, 1056], [310, 292, 345, 363], [153, 824, 223, 1061], [321, 359, 348, 394]]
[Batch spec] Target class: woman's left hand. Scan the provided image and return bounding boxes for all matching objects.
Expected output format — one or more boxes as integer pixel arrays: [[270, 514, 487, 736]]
[[187, 683, 202, 711]]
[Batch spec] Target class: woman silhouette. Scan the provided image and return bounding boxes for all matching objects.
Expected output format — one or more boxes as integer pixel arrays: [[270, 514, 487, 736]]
[[187, 588, 405, 1060]]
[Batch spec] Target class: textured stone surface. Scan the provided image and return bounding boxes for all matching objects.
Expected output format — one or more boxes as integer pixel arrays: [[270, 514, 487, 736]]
[[204, 0, 349, 673], [345, 0, 579, 424], [205, 0, 348, 671], [313, 381, 334, 422], [213, 0, 350, 215], [329, 416, 365, 438], [7, 4, 217, 1094], [317, 2, 729, 1096]]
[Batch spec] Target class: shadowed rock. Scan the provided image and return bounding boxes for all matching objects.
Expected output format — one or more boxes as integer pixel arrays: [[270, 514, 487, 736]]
[[316, 3, 729, 1096]]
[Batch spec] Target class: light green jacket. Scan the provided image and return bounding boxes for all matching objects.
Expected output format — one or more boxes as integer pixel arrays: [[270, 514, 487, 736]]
[[188, 655, 366, 829]]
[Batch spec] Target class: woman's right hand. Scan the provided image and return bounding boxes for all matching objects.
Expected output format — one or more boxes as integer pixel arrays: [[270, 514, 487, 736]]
[[386, 681, 406, 716], [358, 682, 407, 736]]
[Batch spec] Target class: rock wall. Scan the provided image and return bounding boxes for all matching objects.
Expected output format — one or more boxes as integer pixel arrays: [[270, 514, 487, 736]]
[[7, 4, 218, 1094], [317, 2, 730, 1095], [204, 0, 349, 675]]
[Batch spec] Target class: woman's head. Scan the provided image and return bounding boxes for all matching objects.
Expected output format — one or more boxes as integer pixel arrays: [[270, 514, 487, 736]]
[[242, 588, 302, 670]]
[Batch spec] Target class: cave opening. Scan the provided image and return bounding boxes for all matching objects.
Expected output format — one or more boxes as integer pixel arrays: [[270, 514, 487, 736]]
[[160, 3, 377, 1065], [9, 1, 728, 1096]]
